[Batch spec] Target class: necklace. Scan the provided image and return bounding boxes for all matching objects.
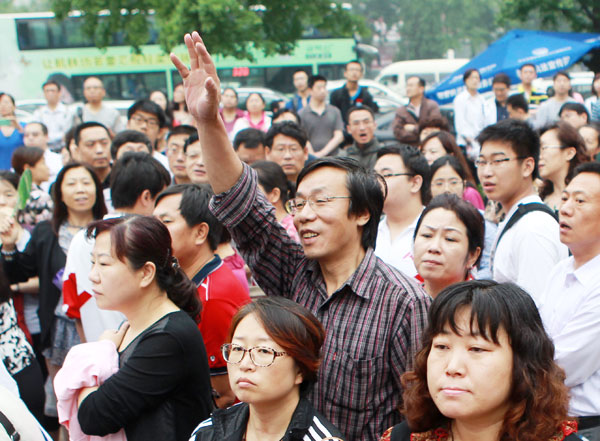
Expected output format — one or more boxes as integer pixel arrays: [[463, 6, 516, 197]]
[[64, 221, 89, 229]]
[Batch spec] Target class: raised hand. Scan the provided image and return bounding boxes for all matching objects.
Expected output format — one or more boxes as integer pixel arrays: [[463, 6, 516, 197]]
[[170, 32, 221, 124], [0, 207, 19, 251]]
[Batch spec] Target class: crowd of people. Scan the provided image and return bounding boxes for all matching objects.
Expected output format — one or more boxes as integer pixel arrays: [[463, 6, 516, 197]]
[[0, 29, 599, 441]]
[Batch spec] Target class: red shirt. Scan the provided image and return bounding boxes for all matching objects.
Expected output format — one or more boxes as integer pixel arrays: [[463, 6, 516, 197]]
[[193, 255, 251, 374]]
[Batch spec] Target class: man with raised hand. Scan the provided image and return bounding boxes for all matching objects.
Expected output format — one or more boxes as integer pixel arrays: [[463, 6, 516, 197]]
[[171, 32, 429, 441]]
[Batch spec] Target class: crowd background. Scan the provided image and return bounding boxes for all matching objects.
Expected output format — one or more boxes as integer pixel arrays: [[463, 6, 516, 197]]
[[0, 27, 599, 441]]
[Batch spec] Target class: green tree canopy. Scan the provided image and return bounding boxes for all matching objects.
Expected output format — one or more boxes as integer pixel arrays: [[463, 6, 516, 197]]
[[50, 0, 366, 59], [499, 0, 600, 33]]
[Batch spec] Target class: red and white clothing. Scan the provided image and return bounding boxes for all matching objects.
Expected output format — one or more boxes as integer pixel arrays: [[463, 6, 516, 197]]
[[192, 255, 251, 375], [62, 216, 125, 342]]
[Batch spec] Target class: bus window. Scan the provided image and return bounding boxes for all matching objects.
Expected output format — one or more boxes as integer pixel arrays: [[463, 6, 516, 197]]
[[316, 64, 345, 82], [71, 72, 166, 101]]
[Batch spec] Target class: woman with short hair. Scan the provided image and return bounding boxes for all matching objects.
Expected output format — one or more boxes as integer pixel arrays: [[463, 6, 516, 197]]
[[380, 280, 581, 441], [191, 296, 344, 441]]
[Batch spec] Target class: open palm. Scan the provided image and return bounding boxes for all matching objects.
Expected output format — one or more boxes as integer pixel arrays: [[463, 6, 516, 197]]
[[170, 32, 221, 123]]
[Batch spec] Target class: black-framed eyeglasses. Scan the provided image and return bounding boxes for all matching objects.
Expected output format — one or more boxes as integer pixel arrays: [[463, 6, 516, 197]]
[[474, 156, 527, 168], [221, 343, 287, 367], [285, 195, 351, 215], [380, 172, 415, 179]]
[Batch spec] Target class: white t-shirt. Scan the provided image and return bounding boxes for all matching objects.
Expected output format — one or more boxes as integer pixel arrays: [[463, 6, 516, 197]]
[[491, 194, 568, 304], [374, 213, 421, 279]]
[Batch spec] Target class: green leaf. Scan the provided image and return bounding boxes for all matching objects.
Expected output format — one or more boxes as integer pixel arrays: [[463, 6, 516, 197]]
[[16, 169, 32, 212]]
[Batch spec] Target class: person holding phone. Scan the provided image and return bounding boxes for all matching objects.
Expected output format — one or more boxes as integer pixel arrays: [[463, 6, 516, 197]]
[[0, 93, 25, 169]]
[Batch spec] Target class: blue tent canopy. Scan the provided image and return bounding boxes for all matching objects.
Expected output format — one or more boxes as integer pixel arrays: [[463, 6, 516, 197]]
[[426, 29, 600, 105]]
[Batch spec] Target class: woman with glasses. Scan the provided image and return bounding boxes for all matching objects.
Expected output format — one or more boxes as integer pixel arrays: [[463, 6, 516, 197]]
[[429, 156, 496, 279], [379, 280, 581, 441], [191, 296, 344, 441], [420, 131, 484, 210], [412, 193, 484, 298], [538, 121, 589, 211], [72, 216, 213, 441]]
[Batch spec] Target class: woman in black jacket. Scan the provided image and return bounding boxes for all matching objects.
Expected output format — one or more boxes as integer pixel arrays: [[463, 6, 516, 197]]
[[190, 297, 344, 441]]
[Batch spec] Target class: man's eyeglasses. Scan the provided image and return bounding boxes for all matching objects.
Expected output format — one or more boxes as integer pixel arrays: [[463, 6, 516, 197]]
[[540, 145, 565, 152], [285, 195, 351, 215], [475, 156, 527, 168], [221, 343, 287, 367], [380, 172, 415, 179], [130, 114, 160, 128]]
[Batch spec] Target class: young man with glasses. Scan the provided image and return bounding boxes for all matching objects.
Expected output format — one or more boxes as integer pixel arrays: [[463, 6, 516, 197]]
[[171, 32, 429, 441], [264, 121, 309, 187], [374, 145, 430, 278], [476, 119, 568, 303], [126, 99, 170, 170]]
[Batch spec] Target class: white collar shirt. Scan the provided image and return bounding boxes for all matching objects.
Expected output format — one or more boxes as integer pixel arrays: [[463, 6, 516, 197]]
[[492, 194, 568, 305], [32, 102, 76, 145], [375, 212, 421, 279], [539, 253, 600, 416]]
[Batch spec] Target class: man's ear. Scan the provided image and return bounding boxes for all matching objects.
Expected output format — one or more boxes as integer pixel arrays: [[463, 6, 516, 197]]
[[410, 174, 423, 196], [194, 222, 210, 247], [522, 157, 536, 179]]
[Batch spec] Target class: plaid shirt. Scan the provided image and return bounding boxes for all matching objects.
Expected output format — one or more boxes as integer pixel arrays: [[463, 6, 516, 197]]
[[210, 164, 431, 441]]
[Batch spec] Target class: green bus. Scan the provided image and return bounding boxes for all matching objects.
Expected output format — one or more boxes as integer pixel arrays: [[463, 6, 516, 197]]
[[2, 12, 357, 102]]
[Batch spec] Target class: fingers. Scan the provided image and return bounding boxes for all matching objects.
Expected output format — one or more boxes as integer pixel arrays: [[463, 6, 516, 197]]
[[170, 53, 189, 79], [205, 77, 220, 102], [184, 33, 199, 71], [195, 42, 218, 77]]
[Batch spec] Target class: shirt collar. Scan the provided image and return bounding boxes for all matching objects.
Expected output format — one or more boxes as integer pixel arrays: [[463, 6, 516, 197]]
[[566, 253, 600, 288], [192, 255, 222, 286], [305, 248, 377, 300]]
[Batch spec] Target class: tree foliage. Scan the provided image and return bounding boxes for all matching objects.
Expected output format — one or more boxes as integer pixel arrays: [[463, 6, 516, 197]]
[[50, 0, 367, 59], [499, 0, 600, 33], [349, 0, 499, 60]]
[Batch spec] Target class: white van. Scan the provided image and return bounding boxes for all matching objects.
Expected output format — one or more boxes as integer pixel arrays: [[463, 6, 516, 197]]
[[375, 58, 469, 96]]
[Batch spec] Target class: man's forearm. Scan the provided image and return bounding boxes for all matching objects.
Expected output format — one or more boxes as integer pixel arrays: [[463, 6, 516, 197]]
[[196, 115, 244, 194]]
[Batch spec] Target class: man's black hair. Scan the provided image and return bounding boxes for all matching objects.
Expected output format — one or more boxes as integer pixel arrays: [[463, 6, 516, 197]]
[[233, 128, 265, 151], [264, 122, 307, 149], [559, 102, 590, 121], [553, 71, 570, 81], [308, 75, 327, 89], [26, 121, 49, 136], [492, 73, 511, 87], [345, 60, 363, 71], [166, 125, 196, 141], [183, 132, 199, 153], [272, 108, 302, 125], [408, 76, 426, 88], [127, 99, 167, 128], [376, 144, 431, 204], [506, 94, 528, 113], [110, 152, 171, 209], [347, 105, 375, 121], [463, 68, 480, 83], [519, 63, 536, 72], [42, 80, 60, 90], [155, 184, 223, 251], [110, 130, 153, 159], [572, 161, 600, 179], [296, 157, 384, 250], [476, 119, 540, 179], [74, 121, 110, 145]]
